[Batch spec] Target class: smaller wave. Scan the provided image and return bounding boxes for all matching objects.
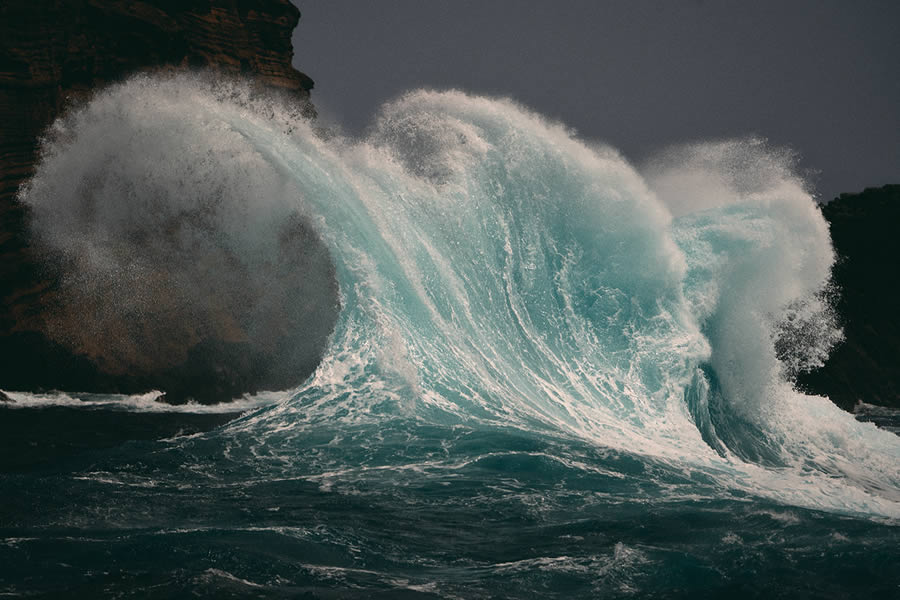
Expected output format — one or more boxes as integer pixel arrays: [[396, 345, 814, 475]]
[[0, 389, 282, 413]]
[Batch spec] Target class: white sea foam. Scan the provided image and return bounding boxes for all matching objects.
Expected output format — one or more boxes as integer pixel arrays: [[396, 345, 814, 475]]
[[0, 388, 282, 413]]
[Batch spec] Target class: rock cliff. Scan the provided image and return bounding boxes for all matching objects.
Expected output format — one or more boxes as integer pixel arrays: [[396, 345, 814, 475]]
[[0, 0, 320, 402], [796, 185, 900, 409], [0, 0, 313, 205]]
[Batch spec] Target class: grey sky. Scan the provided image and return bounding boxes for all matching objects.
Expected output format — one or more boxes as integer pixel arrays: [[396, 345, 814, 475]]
[[291, 1, 899, 201]]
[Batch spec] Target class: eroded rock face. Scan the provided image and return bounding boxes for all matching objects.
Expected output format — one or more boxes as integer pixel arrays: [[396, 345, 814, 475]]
[[0, 0, 329, 403]]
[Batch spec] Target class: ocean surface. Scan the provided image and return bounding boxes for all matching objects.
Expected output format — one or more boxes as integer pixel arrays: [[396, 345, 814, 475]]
[[2, 74, 899, 598]]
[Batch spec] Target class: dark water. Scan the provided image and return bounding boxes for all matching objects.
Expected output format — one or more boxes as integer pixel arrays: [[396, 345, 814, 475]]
[[2, 404, 899, 598]]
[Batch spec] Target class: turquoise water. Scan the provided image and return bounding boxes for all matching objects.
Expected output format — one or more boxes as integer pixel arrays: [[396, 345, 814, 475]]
[[3, 74, 899, 598]]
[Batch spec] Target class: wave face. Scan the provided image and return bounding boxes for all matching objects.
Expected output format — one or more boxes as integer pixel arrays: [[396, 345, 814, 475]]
[[5, 74, 900, 598]]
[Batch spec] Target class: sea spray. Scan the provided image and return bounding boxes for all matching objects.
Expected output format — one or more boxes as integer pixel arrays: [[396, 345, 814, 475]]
[[6, 73, 900, 598], [648, 140, 897, 494], [20, 74, 340, 395]]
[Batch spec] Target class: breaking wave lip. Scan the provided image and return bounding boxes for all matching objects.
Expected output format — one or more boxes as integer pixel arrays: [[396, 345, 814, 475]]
[[14, 72, 900, 520], [0, 389, 284, 414]]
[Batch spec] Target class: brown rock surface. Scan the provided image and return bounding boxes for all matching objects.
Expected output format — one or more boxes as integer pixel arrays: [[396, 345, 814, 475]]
[[0, 0, 322, 402]]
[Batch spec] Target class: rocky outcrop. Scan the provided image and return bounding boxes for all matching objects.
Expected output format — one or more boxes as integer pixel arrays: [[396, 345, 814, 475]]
[[0, 0, 319, 403], [796, 185, 900, 409], [0, 0, 313, 205]]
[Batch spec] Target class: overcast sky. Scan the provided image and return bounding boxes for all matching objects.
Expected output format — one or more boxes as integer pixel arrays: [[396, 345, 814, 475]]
[[291, 1, 899, 201]]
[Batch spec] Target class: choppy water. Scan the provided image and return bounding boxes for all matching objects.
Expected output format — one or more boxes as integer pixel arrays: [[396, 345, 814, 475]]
[[2, 74, 899, 598]]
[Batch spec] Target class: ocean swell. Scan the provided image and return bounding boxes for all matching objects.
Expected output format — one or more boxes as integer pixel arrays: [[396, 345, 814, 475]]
[[18, 73, 900, 518]]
